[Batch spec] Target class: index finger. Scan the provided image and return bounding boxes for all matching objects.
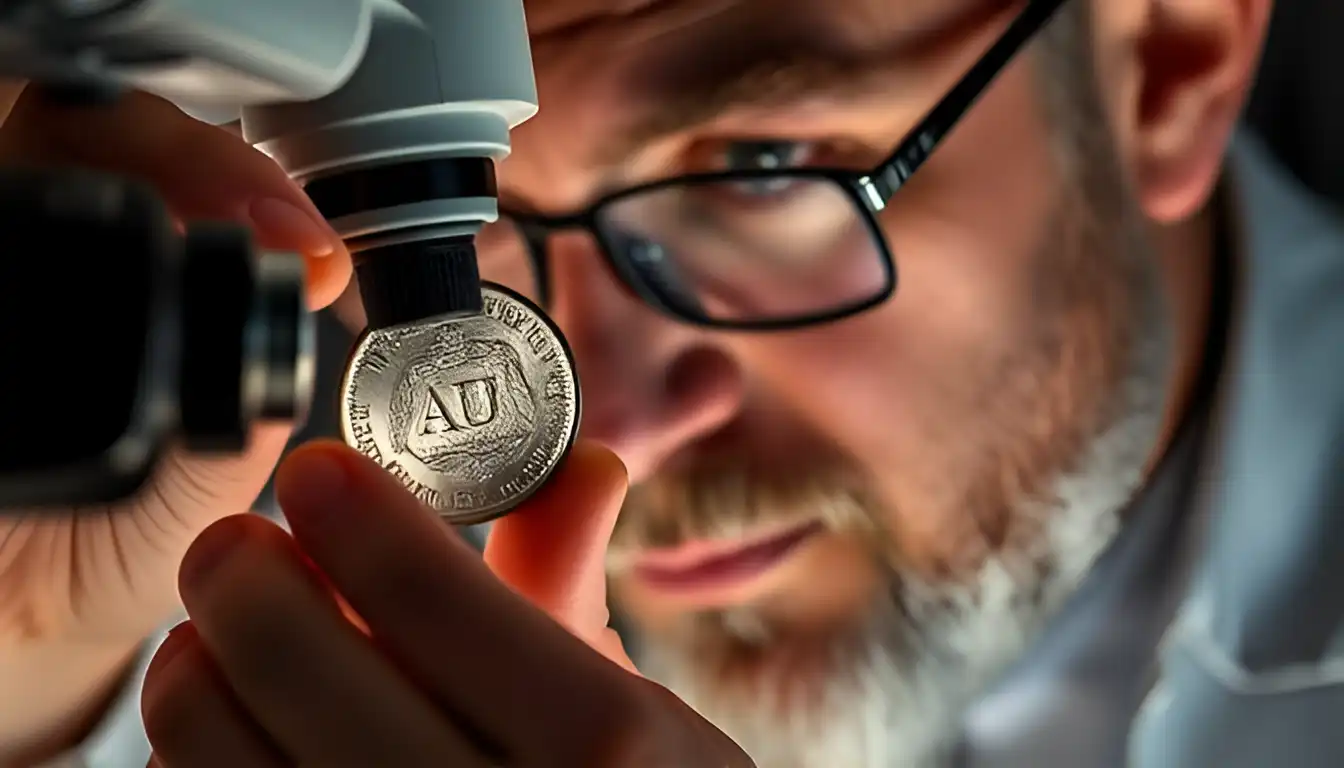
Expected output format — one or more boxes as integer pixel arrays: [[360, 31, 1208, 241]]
[[0, 87, 351, 309], [274, 441, 642, 755]]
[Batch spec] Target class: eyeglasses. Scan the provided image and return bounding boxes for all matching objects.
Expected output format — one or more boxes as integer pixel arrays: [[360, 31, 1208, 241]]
[[481, 0, 1071, 331]]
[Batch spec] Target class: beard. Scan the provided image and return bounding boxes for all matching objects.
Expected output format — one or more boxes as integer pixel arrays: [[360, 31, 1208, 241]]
[[606, 10, 1176, 768]]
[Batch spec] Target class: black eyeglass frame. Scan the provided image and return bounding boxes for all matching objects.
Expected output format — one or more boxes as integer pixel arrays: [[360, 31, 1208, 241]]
[[505, 0, 1071, 332]]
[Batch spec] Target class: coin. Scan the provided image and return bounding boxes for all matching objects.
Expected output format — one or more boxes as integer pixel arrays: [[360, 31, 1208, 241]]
[[339, 283, 581, 525]]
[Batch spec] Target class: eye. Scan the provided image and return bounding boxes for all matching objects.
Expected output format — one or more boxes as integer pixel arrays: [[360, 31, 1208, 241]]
[[721, 140, 816, 171], [717, 140, 818, 197]]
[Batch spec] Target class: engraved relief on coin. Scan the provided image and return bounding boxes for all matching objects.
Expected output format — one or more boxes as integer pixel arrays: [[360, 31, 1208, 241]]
[[340, 284, 580, 525]]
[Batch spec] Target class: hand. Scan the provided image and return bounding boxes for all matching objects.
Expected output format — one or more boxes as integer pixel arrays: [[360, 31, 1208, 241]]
[[0, 84, 352, 649], [140, 441, 754, 767]]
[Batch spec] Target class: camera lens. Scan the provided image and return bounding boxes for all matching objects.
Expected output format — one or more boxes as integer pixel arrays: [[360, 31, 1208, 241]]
[[179, 224, 314, 451], [250, 250, 315, 423]]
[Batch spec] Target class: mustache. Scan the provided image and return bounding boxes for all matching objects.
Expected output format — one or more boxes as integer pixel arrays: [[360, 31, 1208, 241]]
[[609, 456, 883, 563]]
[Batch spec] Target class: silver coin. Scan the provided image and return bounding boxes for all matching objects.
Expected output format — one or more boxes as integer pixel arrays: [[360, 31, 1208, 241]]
[[339, 283, 580, 525]]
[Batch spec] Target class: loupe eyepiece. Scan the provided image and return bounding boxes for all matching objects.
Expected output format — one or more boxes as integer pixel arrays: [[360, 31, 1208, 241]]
[[240, 0, 537, 266]]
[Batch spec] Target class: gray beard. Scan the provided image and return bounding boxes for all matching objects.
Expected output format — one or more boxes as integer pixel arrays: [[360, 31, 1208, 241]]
[[634, 305, 1172, 768]]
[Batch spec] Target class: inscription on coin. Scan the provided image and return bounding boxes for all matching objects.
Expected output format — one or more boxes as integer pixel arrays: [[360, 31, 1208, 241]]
[[340, 284, 580, 525]]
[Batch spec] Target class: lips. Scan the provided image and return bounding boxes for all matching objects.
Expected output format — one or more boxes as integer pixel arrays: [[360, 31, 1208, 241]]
[[632, 520, 825, 593]]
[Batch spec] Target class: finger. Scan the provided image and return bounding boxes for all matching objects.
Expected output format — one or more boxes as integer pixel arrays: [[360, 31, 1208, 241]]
[[141, 622, 289, 768], [0, 88, 351, 309], [275, 441, 642, 761], [484, 442, 626, 631], [483, 444, 639, 670], [0, 78, 24, 125], [177, 513, 485, 767]]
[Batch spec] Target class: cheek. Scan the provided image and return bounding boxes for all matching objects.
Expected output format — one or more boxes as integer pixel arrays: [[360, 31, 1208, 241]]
[[737, 62, 1064, 465], [884, 55, 1064, 358]]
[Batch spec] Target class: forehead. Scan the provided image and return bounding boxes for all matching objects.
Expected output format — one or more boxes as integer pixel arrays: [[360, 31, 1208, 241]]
[[525, 0, 986, 47], [519, 0, 1003, 141], [506, 0, 1003, 208]]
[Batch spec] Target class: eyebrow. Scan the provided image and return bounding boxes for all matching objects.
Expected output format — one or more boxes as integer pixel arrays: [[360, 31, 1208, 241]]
[[605, 35, 901, 164], [594, 0, 1012, 168]]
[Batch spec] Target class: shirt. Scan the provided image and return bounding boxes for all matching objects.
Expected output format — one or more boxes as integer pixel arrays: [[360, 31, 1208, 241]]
[[51, 132, 1344, 767]]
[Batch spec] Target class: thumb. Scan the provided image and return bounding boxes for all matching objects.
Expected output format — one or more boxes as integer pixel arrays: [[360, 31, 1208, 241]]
[[483, 441, 639, 673]]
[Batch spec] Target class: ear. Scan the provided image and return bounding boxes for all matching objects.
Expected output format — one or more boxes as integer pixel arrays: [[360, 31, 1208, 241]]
[[1115, 0, 1274, 222]]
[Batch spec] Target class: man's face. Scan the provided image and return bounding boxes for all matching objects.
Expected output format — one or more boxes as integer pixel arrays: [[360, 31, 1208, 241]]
[[489, 0, 1173, 764]]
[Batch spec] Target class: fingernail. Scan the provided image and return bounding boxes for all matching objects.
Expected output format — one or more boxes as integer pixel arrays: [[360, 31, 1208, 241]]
[[154, 621, 195, 670], [181, 521, 245, 587], [248, 197, 338, 258]]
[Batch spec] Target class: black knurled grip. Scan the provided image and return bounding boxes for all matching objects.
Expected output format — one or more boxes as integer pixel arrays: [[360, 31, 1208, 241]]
[[180, 224, 252, 451], [354, 236, 483, 330]]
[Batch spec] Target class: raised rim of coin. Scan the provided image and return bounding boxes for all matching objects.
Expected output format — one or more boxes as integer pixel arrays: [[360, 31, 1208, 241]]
[[338, 281, 582, 526]]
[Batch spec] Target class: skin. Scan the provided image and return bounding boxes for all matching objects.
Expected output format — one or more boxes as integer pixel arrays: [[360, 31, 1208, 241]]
[[0, 0, 1271, 765]]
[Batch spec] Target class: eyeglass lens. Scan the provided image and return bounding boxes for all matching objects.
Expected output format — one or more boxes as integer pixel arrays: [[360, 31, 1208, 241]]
[[476, 175, 888, 323]]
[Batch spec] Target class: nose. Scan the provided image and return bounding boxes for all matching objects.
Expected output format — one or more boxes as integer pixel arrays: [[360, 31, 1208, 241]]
[[547, 233, 744, 482]]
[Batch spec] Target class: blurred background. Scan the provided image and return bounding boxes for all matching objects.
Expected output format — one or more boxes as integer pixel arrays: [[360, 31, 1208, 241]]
[[1246, 0, 1344, 208]]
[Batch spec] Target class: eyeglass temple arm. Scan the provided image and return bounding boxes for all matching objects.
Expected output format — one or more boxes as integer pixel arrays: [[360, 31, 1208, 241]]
[[856, 0, 1073, 211]]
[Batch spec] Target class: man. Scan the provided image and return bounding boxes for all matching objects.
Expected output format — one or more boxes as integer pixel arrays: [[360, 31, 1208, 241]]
[[1, 0, 1341, 765]]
